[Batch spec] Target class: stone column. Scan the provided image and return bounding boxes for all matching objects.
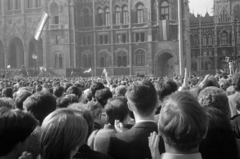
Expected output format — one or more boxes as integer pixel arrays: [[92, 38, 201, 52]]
[[128, 0, 132, 75], [93, 0, 97, 76]]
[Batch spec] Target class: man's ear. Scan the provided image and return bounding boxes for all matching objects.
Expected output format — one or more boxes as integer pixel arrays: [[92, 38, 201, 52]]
[[127, 101, 133, 112]]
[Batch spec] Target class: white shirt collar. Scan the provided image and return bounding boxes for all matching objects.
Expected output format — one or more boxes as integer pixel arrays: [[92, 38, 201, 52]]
[[161, 153, 202, 159], [135, 120, 156, 124]]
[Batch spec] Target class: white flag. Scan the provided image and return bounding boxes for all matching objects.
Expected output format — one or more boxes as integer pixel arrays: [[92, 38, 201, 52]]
[[34, 12, 50, 41], [7, 65, 11, 69], [103, 68, 107, 75], [84, 68, 92, 73]]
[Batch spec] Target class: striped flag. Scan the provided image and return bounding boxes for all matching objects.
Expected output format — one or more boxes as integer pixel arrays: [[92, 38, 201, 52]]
[[159, 20, 169, 41], [103, 68, 107, 75], [34, 12, 50, 41], [84, 68, 92, 73]]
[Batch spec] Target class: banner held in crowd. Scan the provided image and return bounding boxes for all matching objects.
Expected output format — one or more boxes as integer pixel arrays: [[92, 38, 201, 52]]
[[84, 68, 92, 74], [34, 11, 50, 41]]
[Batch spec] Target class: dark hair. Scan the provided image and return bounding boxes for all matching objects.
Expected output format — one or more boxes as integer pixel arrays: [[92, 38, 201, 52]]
[[198, 87, 230, 119], [105, 97, 129, 125], [2, 87, 13, 98], [14, 90, 32, 110], [126, 80, 158, 116], [23, 91, 57, 125], [95, 88, 112, 107], [159, 91, 208, 151], [53, 86, 64, 98], [115, 85, 127, 97], [66, 86, 82, 98], [155, 79, 178, 102], [0, 97, 15, 109], [57, 94, 79, 109], [232, 73, 240, 91], [0, 107, 38, 156], [90, 82, 105, 99]]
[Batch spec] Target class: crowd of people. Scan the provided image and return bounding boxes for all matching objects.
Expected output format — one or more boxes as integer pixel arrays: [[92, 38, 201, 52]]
[[0, 69, 240, 159]]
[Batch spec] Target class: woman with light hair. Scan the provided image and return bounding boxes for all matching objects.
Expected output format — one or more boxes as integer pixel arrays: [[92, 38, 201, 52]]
[[39, 108, 88, 159]]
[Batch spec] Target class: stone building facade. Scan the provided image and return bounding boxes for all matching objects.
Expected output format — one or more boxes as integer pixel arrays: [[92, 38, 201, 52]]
[[0, 0, 191, 77], [190, 0, 240, 76]]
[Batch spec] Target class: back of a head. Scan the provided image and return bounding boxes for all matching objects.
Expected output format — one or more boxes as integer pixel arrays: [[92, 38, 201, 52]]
[[90, 82, 105, 99], [57, 94, 79, 109], [155, 79, 178, 102], [105, 97, 129, 125], [126, 80, 158, 116], [115, 85, 127, 97], [95, 88, 112, 107], [85, 101, 103, 120], [66, 86, 82, 99], [232, 73, 240, 91], [53, 86, 64, 98], [40, 108, 88, 159], [23, 91, 57, 125], [0, 97, 15, 109], [198, 87, 231, 119], [0, 107, 38, 157], [2, 87, 13, 98], [14, 90, 32, 110], [159, 91, 208, 152]]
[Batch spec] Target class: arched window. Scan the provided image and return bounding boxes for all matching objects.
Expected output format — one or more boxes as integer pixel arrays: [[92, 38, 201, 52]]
[[15, 0, 21, 10], [161, 1, 169, 20], [105, 7, 110, 26], [219, 8, 229, 23], [137, 4, 144, 24], [117, 52, 127, 67], [100, 53, 108, 67], [7, 0, 13, 10], [115, 6, 121, 25], [83, 8, 90, 27], [35, 0, 41, 8], [97, 8, 103, 26], [193, 35, 199, 46], [54, 54, 58, 68], [50, 2, 59, 25], [122, 6, 129, 24], [202, 34, 207, 46], [221, 32, 228, 45], [26, 0, 32, 9], [118, 55, 122, 67], [88, 54, 92, 68], [135, 50, 145, 66], [59, 54, 63, 68], [234, 5, 240, 20], [208, 34, 213, 45]]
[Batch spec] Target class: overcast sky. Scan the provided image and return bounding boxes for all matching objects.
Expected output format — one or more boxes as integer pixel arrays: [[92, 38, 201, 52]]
[[189, 0, 214, 16]]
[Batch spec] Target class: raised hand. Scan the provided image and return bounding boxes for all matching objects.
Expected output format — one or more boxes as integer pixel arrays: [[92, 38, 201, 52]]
[[148, 132, 161, 159], [178, 68, 189, 91], [198, 74, 211, 89], [18, 152, 33, 159], [114, 120, 126, 133]]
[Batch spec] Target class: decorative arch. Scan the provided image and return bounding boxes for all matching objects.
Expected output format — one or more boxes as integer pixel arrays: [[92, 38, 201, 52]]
[[160, 0, 169, 20], [218, 7, 230, 23], [136, 2, 144, 24], [99, 51, 111, 68], [8, 37, 24, 68], [82, 7, 91, 27], [49, 1, 60, 25], [122, 4, 129, 24], [114, 5, 121, 25], [96, 6, 103, 26], [134, 49, 146, 66], [154, 50, 176, 77], [233, 4, 240, 20], [104, 7, 110, 26]]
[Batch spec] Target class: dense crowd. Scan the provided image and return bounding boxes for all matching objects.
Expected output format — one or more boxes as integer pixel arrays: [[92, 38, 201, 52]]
[[0, 69, 240, 159]]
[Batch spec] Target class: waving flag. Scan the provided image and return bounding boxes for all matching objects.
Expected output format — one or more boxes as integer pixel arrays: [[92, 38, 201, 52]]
[[7, 65, 11, 69], [34, 11, 50, 41], [103, 68, 107, 75], [159, 20, 169, 41], [84, 68, 92, 74]]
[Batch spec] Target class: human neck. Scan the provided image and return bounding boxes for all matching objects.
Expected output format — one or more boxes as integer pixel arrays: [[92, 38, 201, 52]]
[[165, 143, 199, 155], [133, 111, 155, 123]]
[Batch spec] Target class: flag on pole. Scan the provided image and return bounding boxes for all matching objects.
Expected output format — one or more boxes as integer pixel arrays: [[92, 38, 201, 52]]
[[7, 65, 11, 69], [34, 11, 50, 41], [40, 66, 47, 72], [103, 68, 107, 75], [159, 20, 169, 41], [84, 68, 92, 74]]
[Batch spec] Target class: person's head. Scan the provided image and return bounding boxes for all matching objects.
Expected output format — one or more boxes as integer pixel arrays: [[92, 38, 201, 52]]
[[40, 108, 88, 159], [219, 78, 231, 91], [23, 91, 57, 125], [68, 103, 94, 139], [66, 86, 82, 99], [53, 86, 64, 98], [126, 80, 158, 117], [159, 91, 208, 152], [85, 102, 103, 122], [2, 87, 13, 98], [0, 97, 15, 109], [0, 107, 38, 157], [155, 79, 178, 102], [115, 85, 127, 97], [95, 88, 112, 107], [105, 97, 129, 125], [57, 94, 79, 109], [232, 73, 240, 91], [90, 82, 105, 99], [14, 90, 32, 110], [198, 87, 231, 119]]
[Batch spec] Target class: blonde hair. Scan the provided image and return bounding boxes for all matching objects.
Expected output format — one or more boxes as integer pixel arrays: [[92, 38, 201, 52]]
[[40, 108, 88, 159]]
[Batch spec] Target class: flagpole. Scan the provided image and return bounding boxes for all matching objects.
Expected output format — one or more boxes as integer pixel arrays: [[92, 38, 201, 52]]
[[178, 0, 184, 76]]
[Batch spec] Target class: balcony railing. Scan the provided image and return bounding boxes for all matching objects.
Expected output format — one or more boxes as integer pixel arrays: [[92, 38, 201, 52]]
[[49, 24, 64, 30]]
